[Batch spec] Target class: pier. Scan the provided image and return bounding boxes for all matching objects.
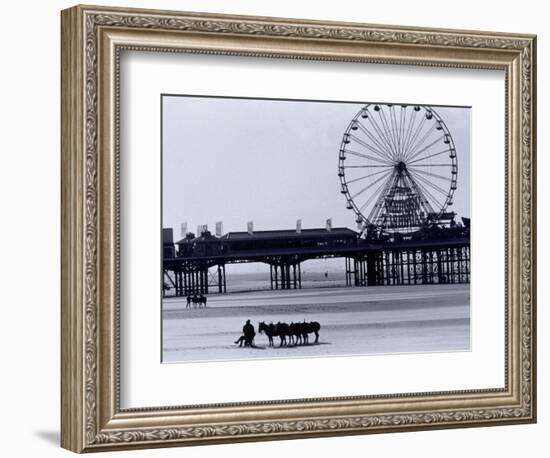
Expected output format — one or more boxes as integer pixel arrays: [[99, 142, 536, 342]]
[[162, 226, 470, 297]]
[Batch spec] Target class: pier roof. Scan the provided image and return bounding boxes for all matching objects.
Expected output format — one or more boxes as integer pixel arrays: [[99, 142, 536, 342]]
[[221, 227, 358, 241]]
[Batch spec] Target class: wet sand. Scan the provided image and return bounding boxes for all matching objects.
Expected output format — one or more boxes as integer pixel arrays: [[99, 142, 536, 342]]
[[162, 284, 470, 363]]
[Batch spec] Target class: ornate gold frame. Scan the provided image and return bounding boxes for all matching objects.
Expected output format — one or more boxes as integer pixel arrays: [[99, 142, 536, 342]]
[[61, 4, 537, 453]]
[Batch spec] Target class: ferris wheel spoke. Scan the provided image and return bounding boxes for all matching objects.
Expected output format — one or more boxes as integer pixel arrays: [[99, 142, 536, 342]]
[[408, 169, 450, 196], [365, 110, 399, 160], [402, 108, 419, 156], [350, 169, 394, 200], [403, 124, 437, 162], [403, 115, 427, 157], [348, 133, 393, 162], [403, 172, 437, 214], [409, 171, 450, 197], [407, 168, 451, 182], [343, 164, 393, 168], [398, 106, 406, 159], [409, 163, 451, 167], [409, 181, 440, 213], [378, 108, 400, 160], [364, 171, 398, 218], [408, 149, 452, 164], [368, 178, 402, 223], [360, 178, 394, 218], [405, 134, 445, 163], [354, 122, 395, 161], [344, 167, 394, 185], [367, 109, 394, 160], [388, 107, 400, 155], [389, 106, 405, 161], [343, 149, 394, 165], [390, 106, 406, 160]]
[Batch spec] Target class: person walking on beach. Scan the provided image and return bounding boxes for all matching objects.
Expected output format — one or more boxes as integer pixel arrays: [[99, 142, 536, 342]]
[[234, 319, 255, 347]]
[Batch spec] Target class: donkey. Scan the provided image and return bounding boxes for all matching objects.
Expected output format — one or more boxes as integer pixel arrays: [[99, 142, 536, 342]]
[[276, 322, 290, 346], [289, 322, 303, 346], [187, 294, 207, 308], [258, 322, 275, 347], [301, 321, 321, 344], [258, 321, 290, 347]]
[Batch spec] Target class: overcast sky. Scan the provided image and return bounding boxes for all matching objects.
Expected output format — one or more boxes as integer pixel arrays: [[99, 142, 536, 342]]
[[162, 96, 470, 238]]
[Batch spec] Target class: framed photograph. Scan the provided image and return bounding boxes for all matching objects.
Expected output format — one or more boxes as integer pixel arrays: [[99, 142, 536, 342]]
[[61, 4, 537, 453]]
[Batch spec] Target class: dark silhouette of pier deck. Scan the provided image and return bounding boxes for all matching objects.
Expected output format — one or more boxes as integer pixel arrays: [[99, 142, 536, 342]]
[[162, 226, 470, 297]]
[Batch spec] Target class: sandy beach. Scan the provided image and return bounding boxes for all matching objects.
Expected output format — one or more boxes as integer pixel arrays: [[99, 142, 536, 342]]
[[162, 283, 470, 363]]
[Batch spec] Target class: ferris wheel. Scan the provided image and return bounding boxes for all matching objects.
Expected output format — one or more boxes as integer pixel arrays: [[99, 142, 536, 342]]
[[338, 103, 458, 236]]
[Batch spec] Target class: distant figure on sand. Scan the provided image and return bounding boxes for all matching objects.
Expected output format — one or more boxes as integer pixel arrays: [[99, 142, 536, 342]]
[[234, 319, 255, 347], [186, 294, 207, 308]]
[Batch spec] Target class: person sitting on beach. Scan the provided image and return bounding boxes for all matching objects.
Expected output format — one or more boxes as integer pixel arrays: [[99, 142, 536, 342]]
[[234, 319, 255, 347]]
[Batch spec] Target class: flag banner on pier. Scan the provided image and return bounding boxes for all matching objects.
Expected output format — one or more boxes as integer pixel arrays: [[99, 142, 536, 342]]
[[215, 221, 223, 237]]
